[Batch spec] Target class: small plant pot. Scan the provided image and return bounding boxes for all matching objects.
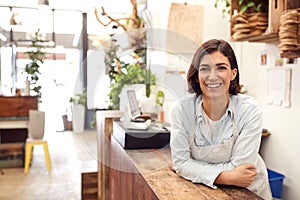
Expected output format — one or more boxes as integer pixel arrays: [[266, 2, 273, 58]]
[[72, 104, 85, 133]]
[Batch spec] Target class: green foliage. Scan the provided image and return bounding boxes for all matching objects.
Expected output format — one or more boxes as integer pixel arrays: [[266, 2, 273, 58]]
[[108, 63, 156, 110], [69, 88, 87, 106], [239, 0, 263, 13], [89, 114, 96, 129], [156, 90, 165, 107], [25, 29, 46, 98], [104, 39, 121, 82], [214, 0, 266, 15], [214, 0, 231, 16], [104, 35, 155, 110]]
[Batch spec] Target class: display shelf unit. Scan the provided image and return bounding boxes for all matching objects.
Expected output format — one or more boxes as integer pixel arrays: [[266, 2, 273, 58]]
[[230, 0, 300, 58], [280, 50, 300, 59]]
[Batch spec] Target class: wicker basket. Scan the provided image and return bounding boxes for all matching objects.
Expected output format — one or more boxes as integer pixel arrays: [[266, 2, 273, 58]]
[[231, 12, 268, 41], [278, 9, 300, 52]]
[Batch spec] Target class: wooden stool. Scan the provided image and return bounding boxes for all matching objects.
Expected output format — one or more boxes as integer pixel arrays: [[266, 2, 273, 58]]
[[24, 139, 51, 175]]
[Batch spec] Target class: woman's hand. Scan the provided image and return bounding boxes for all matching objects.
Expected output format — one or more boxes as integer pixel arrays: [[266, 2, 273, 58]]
[[230, 164, 257, 187], [215, 164, 257, 187]]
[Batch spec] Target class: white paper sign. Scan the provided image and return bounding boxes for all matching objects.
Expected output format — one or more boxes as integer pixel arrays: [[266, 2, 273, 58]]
[[267, 68, 291, 108]]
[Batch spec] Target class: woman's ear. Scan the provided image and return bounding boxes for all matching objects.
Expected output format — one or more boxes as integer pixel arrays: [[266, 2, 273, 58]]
[[231, 68, 237, 81]]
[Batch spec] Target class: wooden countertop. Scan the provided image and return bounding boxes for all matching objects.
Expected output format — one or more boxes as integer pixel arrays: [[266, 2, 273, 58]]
[[96, 110, 263, 200], [0, 95, 37, 117], [113, 139, 263, 200]]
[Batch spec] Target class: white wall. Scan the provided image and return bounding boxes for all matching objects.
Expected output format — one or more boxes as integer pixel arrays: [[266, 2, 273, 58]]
[[238, 42, 300, 200], [147, 0, 231, 122], [147, 0, 231, 41], [148, 0, 300, 199]]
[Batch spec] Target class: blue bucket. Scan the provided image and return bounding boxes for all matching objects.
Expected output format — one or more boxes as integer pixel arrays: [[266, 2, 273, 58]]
[[267, 169, 285, 199]]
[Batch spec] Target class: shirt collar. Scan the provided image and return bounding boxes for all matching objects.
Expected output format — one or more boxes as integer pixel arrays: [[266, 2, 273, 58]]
[[227, 95, 234, 119], [195, 95, 234, 120]]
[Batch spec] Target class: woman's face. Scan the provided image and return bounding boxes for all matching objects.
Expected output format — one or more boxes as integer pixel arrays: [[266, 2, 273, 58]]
[[198, 51, 237, 99]]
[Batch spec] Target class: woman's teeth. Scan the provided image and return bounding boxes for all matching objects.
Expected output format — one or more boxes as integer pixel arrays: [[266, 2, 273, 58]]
[[207, 83, 221, 88]]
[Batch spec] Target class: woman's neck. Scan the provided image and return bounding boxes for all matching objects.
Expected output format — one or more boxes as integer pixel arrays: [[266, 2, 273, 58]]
[[202, 95, 229, 121]]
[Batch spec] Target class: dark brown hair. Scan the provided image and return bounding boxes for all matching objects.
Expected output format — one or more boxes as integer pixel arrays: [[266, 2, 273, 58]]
[[187, 39, 241, 96]]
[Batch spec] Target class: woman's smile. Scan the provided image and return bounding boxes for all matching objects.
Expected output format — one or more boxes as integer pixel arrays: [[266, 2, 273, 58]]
[[198, 51, 237, 99], [206, 83, 222, 89]]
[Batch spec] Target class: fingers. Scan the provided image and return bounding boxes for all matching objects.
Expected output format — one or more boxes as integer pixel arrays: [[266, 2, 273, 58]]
[[169, 165, 176, 172], [245, 164, 257, 176], [242, 163, 256, 170], [230, 164, 258, 187]]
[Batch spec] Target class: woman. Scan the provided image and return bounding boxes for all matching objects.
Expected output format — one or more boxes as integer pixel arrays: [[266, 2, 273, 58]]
[[170, 39, 272, 199]]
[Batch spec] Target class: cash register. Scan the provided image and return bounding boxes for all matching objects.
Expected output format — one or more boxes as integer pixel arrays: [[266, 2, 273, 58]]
[[112, 90, 170, 149], [113, 121, 170, 149]]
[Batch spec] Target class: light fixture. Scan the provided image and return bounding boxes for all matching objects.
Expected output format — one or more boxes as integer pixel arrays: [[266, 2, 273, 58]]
[[38, 0, 49, 6], [10, 12, 22, 26]]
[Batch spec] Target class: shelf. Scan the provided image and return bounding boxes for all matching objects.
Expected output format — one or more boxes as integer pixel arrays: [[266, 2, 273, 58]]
[[247, 32, 278, 43], [280, 50, 300, 59], [262, 132, 271, 138], [230, 0, 300, 58], [232, 32, 279, 43]]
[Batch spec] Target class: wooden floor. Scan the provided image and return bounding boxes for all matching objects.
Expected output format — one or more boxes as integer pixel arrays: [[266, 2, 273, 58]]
[[0, 130, 97, 200]]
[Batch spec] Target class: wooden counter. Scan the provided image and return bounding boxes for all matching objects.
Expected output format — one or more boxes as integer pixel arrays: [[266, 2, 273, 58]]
[[0, 96, 38, 117], [96, 110, 123, 200], [96, 110, 263, 200], [0, 96, 38, 167], [0, 96, 38, 142]]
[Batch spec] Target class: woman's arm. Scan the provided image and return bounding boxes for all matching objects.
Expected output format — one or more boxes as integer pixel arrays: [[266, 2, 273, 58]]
[[215, 163, 257, 187]]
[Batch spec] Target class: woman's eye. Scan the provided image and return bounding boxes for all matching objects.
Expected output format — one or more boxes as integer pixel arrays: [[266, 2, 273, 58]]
[[199, 67, 210, 72], [218, 66, 227, 71]]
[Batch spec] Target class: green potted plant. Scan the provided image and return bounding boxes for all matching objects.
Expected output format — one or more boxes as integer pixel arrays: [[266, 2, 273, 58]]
[[69, 88, 87, 106], [25, 29, 46, 99], [104, 37, 156, 110], [108, 62, 156, 110]]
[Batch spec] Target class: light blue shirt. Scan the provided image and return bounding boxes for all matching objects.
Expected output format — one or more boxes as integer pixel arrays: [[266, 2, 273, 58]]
[[170, 93, 272, 199]]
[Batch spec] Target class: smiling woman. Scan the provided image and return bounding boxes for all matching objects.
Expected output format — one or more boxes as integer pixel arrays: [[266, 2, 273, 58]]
[[198, 51, 237, 104], [170, 39, 272, 200], [187, 39, 241, 98]]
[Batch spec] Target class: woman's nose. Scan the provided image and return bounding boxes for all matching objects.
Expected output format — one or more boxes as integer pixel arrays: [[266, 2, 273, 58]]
[[208, 68, 218, 80]]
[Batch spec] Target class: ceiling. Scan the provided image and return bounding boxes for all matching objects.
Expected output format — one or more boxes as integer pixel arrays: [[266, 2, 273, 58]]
[[0, 0, 99, 12], [0, 0, 134, 49]]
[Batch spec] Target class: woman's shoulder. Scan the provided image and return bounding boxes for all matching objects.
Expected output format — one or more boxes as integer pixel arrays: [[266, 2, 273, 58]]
[[180, 93, 197, 102], [176, 93, 199, 107], [230, 94, 261, 112], [231, 93, 259, 105], [171, 93, 197, 122], [172, 93, 197, 111]]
